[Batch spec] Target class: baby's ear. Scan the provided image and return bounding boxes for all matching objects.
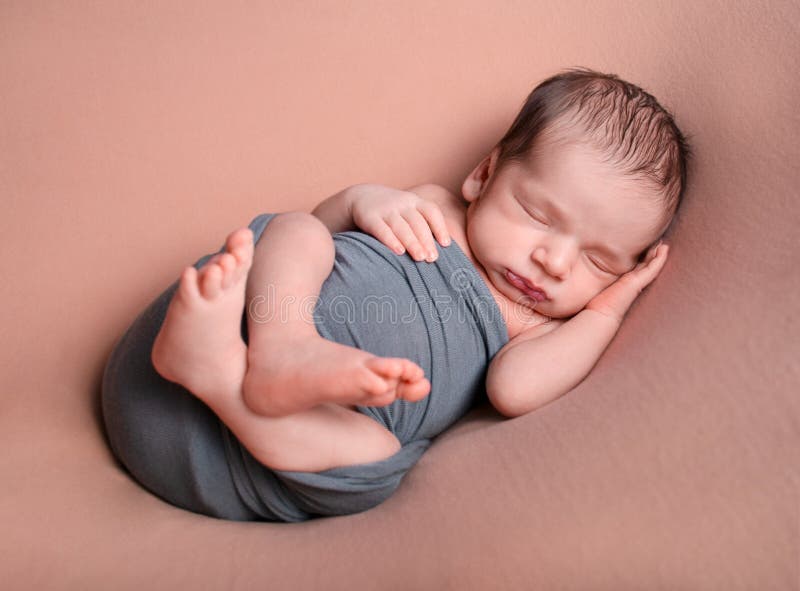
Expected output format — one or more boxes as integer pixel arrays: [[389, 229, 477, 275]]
[[462, 147, 500, 201], [462, 176, 483, 202]]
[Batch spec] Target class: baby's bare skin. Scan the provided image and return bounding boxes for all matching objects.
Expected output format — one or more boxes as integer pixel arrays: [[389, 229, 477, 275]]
[[151, 222, 430, 472]]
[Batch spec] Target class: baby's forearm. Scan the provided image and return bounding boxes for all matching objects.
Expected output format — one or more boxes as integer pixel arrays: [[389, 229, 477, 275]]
[[486, 310, 621, 418], [310, 185, 360, 234]]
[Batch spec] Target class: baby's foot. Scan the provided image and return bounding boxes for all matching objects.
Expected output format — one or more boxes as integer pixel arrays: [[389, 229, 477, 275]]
[[243, 335, 431, 417], [151, 228, 255, 400]]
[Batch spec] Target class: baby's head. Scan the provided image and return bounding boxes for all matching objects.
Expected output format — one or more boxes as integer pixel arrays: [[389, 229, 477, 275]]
[[461, 67, 691, 319]]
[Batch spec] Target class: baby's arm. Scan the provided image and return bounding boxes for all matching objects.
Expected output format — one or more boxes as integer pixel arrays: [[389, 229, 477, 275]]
[[486, 242, 670, 418], [485, 311, 619, 417], [310, 185, 360, 234], [311, 183, 451, 259]]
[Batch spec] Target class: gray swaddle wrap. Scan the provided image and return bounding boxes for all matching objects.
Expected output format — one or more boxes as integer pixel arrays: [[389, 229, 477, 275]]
[[102, 213, 509, 521]]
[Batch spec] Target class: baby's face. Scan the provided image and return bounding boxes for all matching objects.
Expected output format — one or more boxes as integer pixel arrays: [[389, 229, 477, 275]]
[[461, 139, 667, 319]]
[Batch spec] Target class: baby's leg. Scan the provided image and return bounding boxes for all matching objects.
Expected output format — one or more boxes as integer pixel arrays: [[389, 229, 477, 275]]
[[241, 212, 430, 416], [151, 227, 418, 471], [151, 217, 430, 472]]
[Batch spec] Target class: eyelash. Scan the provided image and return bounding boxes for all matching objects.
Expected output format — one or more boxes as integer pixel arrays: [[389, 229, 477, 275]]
[[525, 208, 548, 226], [520, 200, 615, 274], [588, 256, 613, 274]]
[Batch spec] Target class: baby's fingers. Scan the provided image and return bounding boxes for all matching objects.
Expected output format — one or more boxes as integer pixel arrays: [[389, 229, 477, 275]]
[[387, 210, 438, 262], [416, 200, 451, 249], [629, 243, 669, 289], [367, 218, 408, 255]]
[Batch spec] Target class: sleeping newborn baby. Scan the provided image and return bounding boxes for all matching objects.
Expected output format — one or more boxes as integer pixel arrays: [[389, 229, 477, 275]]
[[102, 67, 690, 522]]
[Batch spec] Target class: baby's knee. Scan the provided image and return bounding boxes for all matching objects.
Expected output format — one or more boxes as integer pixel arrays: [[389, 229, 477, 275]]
[[276, 211, 332, 244], [269, 211, 334, 261]]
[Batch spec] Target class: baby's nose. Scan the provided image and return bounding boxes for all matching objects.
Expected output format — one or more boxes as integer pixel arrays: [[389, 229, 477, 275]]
[[532, 241, 575, 279]]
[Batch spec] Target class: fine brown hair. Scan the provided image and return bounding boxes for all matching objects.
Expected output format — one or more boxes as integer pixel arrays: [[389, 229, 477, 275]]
[[495, 67, 692, 229]]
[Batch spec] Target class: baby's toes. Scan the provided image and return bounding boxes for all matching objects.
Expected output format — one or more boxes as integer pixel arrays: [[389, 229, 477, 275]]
[[365, 357, 406, 380], [198, 263, 223, 299], [178, 266, 202, 302], [397, 359, 425, 382], [215, 252, 238, 289], [397, 378, 431, 402], [355, 365, 392, 397], [350, 359, 389, 397], [226, 228, 254, 262], [364, 386, 401, 408]]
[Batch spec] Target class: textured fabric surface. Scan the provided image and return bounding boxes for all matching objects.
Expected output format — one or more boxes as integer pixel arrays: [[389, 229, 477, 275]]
[[2, 2, 797, 589], [101, 213, 508, 521]]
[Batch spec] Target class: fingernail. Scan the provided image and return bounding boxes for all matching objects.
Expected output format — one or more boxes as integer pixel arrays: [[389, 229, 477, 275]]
[[442, 238, 451, 246]]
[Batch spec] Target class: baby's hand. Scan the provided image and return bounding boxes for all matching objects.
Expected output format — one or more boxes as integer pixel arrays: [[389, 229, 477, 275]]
[[585, 241, 670, 323], [349, 184, 451, 262]]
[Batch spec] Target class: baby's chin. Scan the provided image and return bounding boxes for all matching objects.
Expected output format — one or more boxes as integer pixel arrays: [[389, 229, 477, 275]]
[[513, 298, 564, 321], [532, 300, 584, 320]]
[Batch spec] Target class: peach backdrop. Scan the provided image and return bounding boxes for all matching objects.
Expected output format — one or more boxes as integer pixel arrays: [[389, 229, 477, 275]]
[[2, 1, 797, 588]]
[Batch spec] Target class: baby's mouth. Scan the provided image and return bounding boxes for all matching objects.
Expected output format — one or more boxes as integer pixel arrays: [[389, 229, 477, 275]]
[[505, 269, 548, 302]]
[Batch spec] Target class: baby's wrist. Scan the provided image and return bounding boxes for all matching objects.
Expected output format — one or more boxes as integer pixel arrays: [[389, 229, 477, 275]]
[[582, 306, 625, 327]]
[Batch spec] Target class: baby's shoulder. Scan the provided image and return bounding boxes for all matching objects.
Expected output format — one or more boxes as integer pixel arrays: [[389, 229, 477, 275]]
[[405, 183, 468, 234], [405, 183, 464, 208]]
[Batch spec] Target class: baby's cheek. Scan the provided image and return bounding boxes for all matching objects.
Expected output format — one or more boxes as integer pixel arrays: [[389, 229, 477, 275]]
[[599, 275, 619, 292], [584, 278, 615, 302]]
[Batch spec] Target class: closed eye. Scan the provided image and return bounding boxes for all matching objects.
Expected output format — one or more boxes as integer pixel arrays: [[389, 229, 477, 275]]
[[514, 194, 550, 226], [526, 208, 549, 225], [588, 255, 614, 274]]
